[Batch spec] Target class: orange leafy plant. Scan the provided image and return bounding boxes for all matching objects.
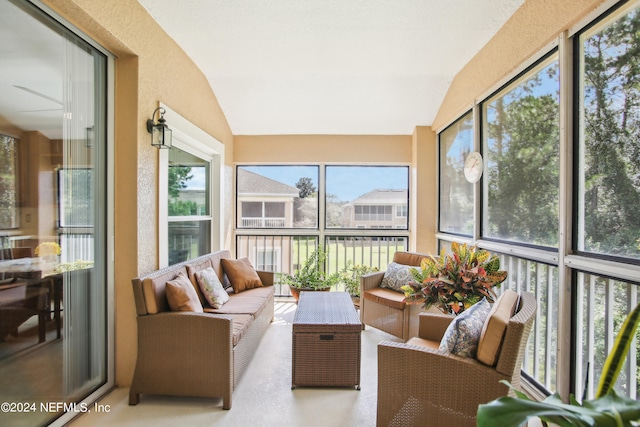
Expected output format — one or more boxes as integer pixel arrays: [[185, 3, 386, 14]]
[[401, 242, 507, 315]]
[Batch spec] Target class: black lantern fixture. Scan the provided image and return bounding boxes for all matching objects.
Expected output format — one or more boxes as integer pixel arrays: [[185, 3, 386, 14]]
[[147, 107, 172, 149]]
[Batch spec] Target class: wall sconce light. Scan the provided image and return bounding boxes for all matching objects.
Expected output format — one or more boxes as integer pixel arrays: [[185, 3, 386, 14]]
[[147, 107, 172, 149]]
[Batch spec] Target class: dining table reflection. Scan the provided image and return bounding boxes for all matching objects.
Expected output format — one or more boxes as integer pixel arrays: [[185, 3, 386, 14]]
[[0, 256, 94, 342]]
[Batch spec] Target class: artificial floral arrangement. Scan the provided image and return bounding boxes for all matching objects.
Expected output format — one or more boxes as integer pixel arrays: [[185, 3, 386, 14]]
[[401, 241, 507, 315], [35, 241, 61, 257]]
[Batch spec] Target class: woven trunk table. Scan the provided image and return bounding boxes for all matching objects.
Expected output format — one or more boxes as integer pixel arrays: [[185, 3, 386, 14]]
[[291, 291, 362, 389]]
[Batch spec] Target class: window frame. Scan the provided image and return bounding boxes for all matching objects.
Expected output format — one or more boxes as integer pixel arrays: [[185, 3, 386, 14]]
[[159, 104, 225, 268]]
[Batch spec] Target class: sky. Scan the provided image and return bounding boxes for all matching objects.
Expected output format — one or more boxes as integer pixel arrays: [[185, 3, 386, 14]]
[[241, 165, 409, 202]]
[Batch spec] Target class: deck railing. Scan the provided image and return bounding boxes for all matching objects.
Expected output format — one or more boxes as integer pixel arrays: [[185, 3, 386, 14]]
[[235, 234, 408, 296]]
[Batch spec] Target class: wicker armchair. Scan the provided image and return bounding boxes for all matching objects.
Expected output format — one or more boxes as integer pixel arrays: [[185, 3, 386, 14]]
[[376, 291, 536, 427], [360, 251, 430, 341]]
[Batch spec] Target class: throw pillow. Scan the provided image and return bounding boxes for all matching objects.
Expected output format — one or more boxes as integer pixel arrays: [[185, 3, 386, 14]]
[[195, 266, 230, 309], [439, 298, 491, 358], [477, 289, 520, 366], [220, 258, 263, 293], [380, 262, 418, 292], [165, 272, 203, 312]]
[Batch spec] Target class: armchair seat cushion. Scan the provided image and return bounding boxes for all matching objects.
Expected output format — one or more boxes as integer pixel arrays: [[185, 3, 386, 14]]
[[363, 287, 406, 310]]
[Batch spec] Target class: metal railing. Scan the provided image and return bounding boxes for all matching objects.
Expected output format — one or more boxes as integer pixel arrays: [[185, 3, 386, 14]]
[[240, 218, 286, 228], [575, 273, 638, 400], [496, 253, 559, 393], [235, 234, 408, 296]]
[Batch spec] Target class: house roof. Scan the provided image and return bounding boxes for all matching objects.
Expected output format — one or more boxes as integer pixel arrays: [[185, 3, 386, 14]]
[[350, 189, 408, 204], [237, 168, 300, 197]]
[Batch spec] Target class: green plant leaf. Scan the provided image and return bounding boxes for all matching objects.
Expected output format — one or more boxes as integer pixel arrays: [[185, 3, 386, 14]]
[[596, 300, 640, 397]]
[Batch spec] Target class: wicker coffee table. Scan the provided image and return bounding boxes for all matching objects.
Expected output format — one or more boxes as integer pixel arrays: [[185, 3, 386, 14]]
[[291, 291, 362, 389]]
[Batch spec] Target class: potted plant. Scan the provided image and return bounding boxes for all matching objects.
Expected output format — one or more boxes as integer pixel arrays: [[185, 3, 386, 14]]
[[337, 262, 379, 308], [278, 246, 339, 302], [401, 241, 507, 315], [477, 300, 640, 426]]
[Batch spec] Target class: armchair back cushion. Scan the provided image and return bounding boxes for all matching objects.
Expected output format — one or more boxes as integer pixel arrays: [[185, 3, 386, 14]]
[[477, 289, 520, 366], [393, 251, 428, 267]]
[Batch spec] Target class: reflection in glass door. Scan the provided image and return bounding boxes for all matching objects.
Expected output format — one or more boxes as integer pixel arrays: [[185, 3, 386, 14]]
[[0, 1, 108, 425]]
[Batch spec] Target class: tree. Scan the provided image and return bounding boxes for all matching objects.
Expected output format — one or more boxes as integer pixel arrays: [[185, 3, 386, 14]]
[[168, 166, 193, 199], [485, 63, 560, 247], [295, 177, 316, 199], [581, 9, 640, 257]]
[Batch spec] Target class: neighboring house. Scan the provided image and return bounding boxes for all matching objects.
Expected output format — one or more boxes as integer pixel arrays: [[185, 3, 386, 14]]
[[344, 189, 408, 229], [236, 168, 300, 228], [236, 169, 302, 272]]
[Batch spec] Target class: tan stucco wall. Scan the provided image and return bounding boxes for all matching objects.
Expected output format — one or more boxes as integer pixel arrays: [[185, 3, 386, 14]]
[[433, 0, 607, 130], [234, 134, 412, 163], [412, 127, 437, 254], [41, 0, 233, 387]]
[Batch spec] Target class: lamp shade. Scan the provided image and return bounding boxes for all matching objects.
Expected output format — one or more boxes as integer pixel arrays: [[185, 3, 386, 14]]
[[151, 123, 172, 149], [147, 107, 172, 149]]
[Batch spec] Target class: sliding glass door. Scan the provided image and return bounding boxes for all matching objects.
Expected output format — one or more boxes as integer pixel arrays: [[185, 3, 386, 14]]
[[0, 1, 109, 425]]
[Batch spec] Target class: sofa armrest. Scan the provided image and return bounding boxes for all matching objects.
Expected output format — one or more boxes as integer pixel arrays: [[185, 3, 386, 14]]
[[360, 271, 385, 294], [136, 312, 233, 351], [417, 311, 454, 341], [257, 270, 274, 286]]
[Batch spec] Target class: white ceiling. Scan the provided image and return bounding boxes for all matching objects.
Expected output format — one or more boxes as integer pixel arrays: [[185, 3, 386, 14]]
[[138, 0, 525, 135]]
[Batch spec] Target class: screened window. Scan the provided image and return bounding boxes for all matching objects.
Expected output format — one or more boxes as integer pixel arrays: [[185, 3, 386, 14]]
[[482, 54, 560, 247], [577, 5, 640, 261], [439, 111, 474, 235], [326, 166, 409, 229], [236, 165, 318, 229]]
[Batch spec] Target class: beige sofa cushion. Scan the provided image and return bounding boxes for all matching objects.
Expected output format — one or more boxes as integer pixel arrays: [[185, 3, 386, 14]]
[[186, 257, 213, 304], [141, 267, 189, 314], [165, 272, 203, 312], [477, 290, 519, 366]]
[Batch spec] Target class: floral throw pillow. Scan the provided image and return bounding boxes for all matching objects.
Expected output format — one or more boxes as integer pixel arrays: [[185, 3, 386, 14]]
[[380, 262, 418, 292], [439, 298, 491, 358], [195, 267, 230, 309]]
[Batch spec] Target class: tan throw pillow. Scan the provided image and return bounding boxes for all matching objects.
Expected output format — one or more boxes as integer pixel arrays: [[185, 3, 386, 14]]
[[221, 258, 263, 293], [165, 272, 203, 312], [477, 289, 520, 366], [195, 266, 230, 309]]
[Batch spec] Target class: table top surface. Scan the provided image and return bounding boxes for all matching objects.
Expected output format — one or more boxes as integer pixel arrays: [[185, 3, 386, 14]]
[[293, 291, 361, 327]]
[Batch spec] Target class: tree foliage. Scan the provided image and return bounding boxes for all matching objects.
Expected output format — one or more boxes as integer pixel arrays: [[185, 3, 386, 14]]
[[295, 177, 316, 199], [582, 9, 640, 257], [485, 63, 560, 247]]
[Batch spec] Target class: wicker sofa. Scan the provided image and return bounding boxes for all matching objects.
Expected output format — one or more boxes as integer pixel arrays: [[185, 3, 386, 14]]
[[129, 250, 274, 410], [360, 251, 430, 341]]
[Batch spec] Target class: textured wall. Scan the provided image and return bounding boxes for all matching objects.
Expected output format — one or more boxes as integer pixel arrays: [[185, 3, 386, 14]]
[[234, 134, 412, 163]]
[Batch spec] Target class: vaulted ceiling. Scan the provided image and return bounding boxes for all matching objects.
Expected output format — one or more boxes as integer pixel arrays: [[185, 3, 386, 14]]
[[138, 0, 525, 135]]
